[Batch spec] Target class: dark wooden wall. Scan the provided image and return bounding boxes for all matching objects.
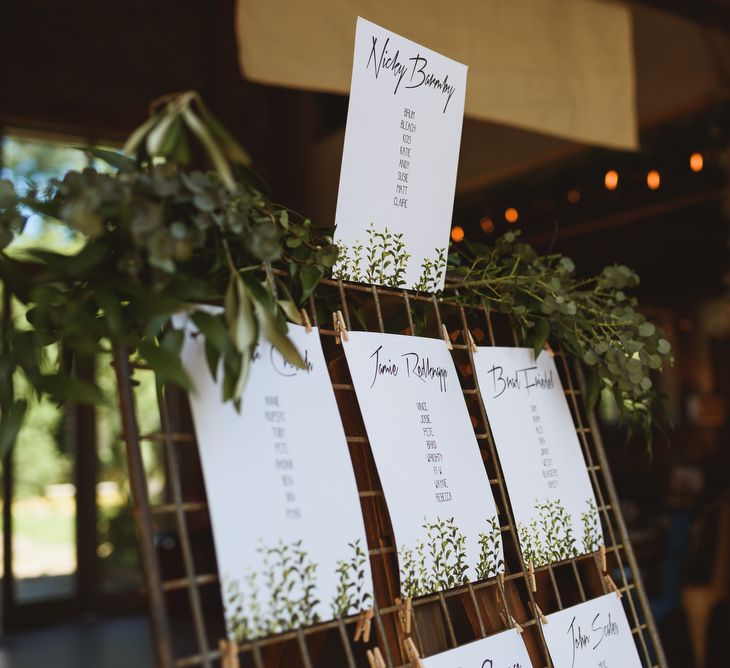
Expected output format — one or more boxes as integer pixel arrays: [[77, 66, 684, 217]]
[[0, 0, 331, 213]]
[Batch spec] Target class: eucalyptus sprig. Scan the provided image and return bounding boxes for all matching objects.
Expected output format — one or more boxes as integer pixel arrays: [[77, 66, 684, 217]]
[[446, 231, 673, 441], [0, 92, 339, 456], [0, 90, 672, 459]]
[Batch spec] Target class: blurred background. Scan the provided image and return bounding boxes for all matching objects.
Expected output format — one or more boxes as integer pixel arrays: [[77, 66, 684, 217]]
[[1, 1, 729, 666]]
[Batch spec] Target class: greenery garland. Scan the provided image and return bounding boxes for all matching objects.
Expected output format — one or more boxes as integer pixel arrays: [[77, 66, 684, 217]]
[[0, 91, 671, 457], [446, 235, 673, 441], [0, 92, 336, 456]]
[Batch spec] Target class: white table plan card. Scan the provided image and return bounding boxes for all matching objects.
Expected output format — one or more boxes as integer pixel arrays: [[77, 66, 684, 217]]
[[423, 628, 533, 668], [343, 331, 504, 599], [472, 347, 603, 567], [178, 320, 373, 642], [333, 17, 467, 292], [541, 593, 642, 668]]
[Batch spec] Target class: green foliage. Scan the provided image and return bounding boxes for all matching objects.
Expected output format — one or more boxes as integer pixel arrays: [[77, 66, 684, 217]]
[[333, 224, 445, 289], [447, 231, 673, 441], [330, 539, 372, 617], [581, 498, 602, 553], [414, 247, 447, 293], [476, 515, 504, 580], [517, 498, 602, 567], [0, 92, 672, 459], [399, 514, 501, 598], [13, 389, 67, 497], [224, 538, 320, 641], [536, 498, 578, 563], [224, 536, 369, 642], [0, 181, 25, 250], [0, 92, 339, 457], [425, 516, 469, 591]]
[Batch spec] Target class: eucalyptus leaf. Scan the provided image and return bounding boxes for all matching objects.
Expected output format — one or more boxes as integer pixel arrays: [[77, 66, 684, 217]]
[[226, 274, 257, 354], [300, 265, 322, 303], [197, 102, 252, 166], [191, 310, 229, 353], [585, 372, 601, 414], [255, 301, 304, 369], [0, 399, 27, 459], [123, 111, 163, 156], [94, 286, 124, 335], [40, 373, 110, 406], [146, 111, 182, 156], [75, 147, 136, 173], [181, 107, 235, 190], [638, 322, 656, 337], [139, 341, 192, 391], [204, 339, 221, 381], [532, 318, 550, 358], [278, 299, 303, 325]]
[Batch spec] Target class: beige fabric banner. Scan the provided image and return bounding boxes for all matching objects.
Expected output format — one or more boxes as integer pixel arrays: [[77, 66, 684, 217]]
[[235, 0, 637, 150]]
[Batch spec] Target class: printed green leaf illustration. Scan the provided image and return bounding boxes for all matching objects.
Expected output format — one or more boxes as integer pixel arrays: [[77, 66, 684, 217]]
[[399, 515, 503, 598], [223, 537, 369, 642], [333, 224, 446, 290], [517, 498, 603, 567], [581, 498, 602, 554], [476, 515, 505, 580], [330, 540, 372, 617], [414, 247, 447, 293]]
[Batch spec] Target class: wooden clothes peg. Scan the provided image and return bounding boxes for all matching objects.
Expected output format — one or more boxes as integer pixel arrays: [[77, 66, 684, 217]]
[[219, 638, 240, 668], [466, 329, 478, 353], [332, 311, 341, 345], [441, 324, 453, 350], [543, 341, 556, 358], [599, 544, 607, 572], [495, 571, 505, 603], [354, 607, 374, 642], [367, 647, 386, 668], [362, 607, 373, 642], [498, 612, 524, 634], [336, 310, 350, 342], [300, 307, 312, 332], [528, 560, 537, 593], [530, 601, 549, 625], [604, 573, 622, 598], [403, 637, 425, 668], [396, 597, 413, 634]]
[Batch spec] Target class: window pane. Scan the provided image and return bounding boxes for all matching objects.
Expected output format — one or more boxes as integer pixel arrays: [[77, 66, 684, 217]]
[[1, 135, 86, 603], [97, 357, 162, 593]]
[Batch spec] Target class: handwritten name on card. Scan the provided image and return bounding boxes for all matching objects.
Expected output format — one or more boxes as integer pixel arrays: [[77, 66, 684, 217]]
[[472, 347, 603, 567], [179, 319, 373, 641], [369, 343, 450, 391], [333, 17, 467, 292], [344, 332, 503, 598], [542, 594, 642, 668], [423, 628, 532, 668]]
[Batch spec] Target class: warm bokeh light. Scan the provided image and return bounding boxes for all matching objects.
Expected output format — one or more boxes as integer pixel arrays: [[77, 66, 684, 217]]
[[690, 152, 704, 173], [567, 189, 580, 204], [646, 170, 661, 190], [479, 216, 495, 233], [451, 226, 465, 242], [604, 170, 619, 190], [505, 208, 519, 224]]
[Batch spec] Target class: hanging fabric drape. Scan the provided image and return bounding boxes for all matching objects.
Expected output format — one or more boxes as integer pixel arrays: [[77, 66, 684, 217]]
[[235, 0, 637, 150]]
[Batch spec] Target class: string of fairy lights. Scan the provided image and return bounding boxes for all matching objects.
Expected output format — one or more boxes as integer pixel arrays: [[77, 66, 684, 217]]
[[450, 150, 709, 243]]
